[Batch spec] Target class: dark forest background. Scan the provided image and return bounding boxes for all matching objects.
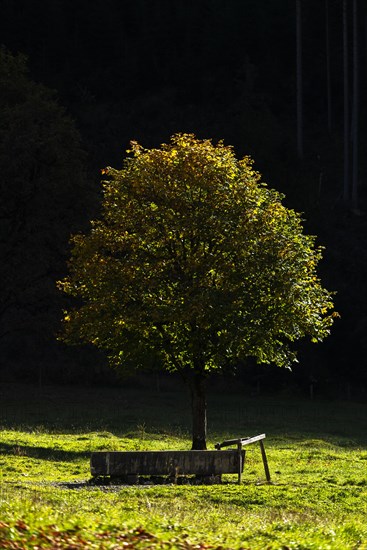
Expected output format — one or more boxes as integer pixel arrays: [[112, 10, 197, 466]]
[[0, 0, 366, 397]]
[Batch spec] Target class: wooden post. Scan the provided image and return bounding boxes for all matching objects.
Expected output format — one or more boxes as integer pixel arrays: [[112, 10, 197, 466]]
[[259, 440, 271, 482], [214, 434, 270, 484], [237, 439, 242, 485]]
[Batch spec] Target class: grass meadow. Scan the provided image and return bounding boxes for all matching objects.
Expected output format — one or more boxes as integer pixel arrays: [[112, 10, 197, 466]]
[[1, 381, 367, 549]]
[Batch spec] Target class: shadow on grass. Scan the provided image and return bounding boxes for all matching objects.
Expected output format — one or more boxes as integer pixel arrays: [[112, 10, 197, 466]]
[[55, 476, 249, 489], [0, 442, 90, 462], [2, 383, 367, 447]]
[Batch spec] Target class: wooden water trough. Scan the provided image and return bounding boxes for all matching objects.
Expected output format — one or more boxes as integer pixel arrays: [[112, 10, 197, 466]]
[[90, 433, 270, 485]]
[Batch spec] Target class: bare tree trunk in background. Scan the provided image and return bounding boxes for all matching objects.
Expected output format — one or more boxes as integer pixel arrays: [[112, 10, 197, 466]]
[[351, 0, 359, 211], [343, 0, 350, 201], [296, 0, 304, 160], [325, 0, 332, 133]]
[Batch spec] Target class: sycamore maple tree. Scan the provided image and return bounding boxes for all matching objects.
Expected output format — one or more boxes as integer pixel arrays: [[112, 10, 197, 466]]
[[59, 134, 337, 449]]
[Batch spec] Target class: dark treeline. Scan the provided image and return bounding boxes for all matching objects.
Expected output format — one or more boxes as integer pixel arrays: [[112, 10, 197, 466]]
[[0, 0, 366, 397]]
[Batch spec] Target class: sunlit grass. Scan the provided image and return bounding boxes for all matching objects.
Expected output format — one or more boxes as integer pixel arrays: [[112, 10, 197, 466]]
[[1, 382, 367, 548]]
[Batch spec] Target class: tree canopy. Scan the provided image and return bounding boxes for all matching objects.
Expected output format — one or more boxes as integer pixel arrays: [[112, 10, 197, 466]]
[[59, 133, 337, 447]]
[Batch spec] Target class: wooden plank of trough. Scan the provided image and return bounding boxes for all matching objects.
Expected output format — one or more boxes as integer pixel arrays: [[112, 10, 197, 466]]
[[215, 433, 266, 450], [240, 434, 266, 446], [90, 450, 245, 477]]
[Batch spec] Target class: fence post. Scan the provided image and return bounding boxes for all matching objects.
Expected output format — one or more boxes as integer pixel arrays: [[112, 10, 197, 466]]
[[259, 440, 271, 482], [237, 439, 242, 485]]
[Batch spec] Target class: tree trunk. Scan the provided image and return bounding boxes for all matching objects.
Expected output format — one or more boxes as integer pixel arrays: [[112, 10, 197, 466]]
[[351, 0, 359, 211], [296, 0, 304, 160], [343, 0, 350, 201], [325, 0, 332, 133], [187, 372, 207, 450]]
